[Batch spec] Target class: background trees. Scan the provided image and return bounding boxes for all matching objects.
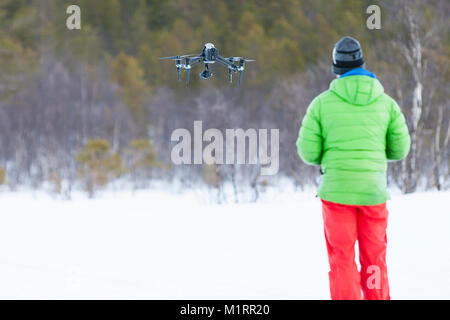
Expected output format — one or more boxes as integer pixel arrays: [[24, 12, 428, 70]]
[[76, 139, 124, 197], [0, 0, 448, 197]]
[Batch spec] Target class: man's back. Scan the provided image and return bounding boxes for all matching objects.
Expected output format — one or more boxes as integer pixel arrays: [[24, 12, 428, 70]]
[[296, 70, 410, 205], [302, 36, 411, 300]]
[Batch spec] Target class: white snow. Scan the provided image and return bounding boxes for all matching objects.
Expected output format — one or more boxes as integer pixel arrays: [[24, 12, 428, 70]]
[[0, 188, 449, 299]]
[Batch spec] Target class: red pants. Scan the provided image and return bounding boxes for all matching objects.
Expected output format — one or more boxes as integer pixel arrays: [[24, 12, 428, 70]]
[[321, 199, 390, 300]]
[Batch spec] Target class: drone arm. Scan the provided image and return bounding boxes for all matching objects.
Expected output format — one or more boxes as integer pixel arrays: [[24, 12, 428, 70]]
[[183, 56, 202, 85], [217, 55, 237, 69], [184, 56, 202, 66]]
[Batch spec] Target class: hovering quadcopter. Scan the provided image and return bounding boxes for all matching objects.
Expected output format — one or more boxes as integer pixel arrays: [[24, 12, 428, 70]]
[[160, 43, 255, 85]]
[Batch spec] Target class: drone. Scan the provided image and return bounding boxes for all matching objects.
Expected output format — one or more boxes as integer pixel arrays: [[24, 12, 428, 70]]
[[160, 43, 255, 85]]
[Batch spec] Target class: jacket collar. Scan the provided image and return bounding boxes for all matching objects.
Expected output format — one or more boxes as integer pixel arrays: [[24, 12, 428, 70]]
[[340, 68, 376, 79]]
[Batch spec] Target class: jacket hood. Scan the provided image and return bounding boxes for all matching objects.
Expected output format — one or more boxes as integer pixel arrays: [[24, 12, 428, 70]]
[[329, 73, 384, 106]]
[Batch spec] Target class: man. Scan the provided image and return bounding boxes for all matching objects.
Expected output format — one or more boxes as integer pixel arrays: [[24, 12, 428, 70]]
[[296, 36, 410, 300]]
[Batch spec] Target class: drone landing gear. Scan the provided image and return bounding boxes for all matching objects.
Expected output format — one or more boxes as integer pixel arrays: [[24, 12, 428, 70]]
[[227, 58, 246, 86]]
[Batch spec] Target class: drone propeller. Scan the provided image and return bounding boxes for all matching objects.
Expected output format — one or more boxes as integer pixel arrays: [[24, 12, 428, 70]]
[[159, 54, 196, 60], [230, 57, 255, 62]]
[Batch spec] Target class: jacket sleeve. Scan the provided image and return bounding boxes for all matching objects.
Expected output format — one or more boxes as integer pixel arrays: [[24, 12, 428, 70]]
[[296, 97, 323, 165], [386, 102, 411, 161]]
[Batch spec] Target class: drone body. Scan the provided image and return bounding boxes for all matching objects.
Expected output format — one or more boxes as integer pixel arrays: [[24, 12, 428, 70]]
[[160, 43, 255, 85]]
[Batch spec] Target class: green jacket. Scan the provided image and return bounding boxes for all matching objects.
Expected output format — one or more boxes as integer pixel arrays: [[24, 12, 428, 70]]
[[296, 74, 410, 205]]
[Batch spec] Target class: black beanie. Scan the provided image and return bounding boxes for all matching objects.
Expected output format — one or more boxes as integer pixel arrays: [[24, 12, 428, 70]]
[[332, 36, 365, 75]]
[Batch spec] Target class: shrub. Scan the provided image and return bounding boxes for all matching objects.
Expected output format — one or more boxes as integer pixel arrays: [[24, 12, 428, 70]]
[[0, 167, 6, 185], [76, 139, 124, 197]]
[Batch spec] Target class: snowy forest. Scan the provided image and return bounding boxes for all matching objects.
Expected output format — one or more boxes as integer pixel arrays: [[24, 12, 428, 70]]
[[0, 0, 448, 199]]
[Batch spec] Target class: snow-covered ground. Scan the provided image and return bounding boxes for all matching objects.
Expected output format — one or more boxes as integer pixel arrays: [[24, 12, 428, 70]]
[[0, 187, 449, 299]]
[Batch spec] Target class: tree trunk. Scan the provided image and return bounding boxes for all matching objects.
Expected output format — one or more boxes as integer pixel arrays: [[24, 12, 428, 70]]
[[400, 4, 424, 193]]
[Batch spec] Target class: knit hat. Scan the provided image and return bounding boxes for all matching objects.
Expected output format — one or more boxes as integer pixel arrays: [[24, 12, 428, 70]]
[[332, 36, 365, 75]]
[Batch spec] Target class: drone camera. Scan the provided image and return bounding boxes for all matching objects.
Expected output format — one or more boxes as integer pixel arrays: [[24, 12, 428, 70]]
[[200, 69, 213, 80]]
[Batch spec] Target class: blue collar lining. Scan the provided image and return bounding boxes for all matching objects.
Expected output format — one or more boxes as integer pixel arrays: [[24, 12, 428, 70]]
[[340, 68, 376, 79]]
